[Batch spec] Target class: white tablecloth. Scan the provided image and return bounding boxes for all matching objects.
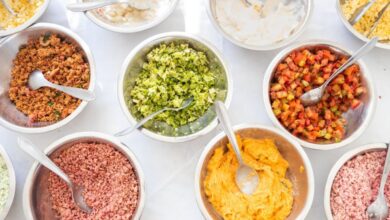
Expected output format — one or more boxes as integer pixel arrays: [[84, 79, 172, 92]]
[[1, 0, 390, 219]]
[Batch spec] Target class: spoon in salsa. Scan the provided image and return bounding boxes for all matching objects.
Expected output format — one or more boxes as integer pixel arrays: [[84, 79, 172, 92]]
[[214, 101, 259, 194], [300, 37, 378, 106]]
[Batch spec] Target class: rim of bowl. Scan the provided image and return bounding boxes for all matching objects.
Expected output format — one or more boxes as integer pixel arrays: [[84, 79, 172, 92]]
[[117, 31, 233, 143], [0, 22, 96, 134], [323, 142, 387, 220], [262, 40, 377, 150], [194, 123, 315, 220], [0, 0, 51, 37], [22, 131, 146, 220], [335, 0, 390, 50], [83, 0, 179, 33], [0, 144, 16, 220], [204, 0, 313, 51]]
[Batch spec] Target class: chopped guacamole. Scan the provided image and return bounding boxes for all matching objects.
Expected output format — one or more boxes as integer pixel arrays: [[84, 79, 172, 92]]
[[128, 43, 217, 128]]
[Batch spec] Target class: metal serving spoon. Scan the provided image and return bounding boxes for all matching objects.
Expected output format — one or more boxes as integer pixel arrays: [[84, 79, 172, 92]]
[[367, 143, 390, 220], [115, 96, 194, 137], [28, 70, 95, 101], [214, 101, 259, 195], [17, 137, 93, 214], [367, 2, 390, 38], [0, 0, 15, 16], [349, 0, 376, 25], [66, 0, 150, 12], [300, 37, 378, 106]]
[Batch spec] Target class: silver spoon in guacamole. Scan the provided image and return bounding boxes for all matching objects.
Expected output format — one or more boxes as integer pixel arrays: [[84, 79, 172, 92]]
[[115, 96, 194, 137], [214, 101, 259, 195]]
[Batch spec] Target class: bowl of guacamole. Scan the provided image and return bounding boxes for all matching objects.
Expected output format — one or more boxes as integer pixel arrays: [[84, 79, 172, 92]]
[[118, 32, 232, 142]]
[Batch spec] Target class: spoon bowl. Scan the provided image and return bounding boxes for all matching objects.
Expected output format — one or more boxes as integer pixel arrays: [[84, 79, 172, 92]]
[[300, 37, 377, 106], [366, 143, 390, 220], [214, 101, 259, 195], [28, 70, 95, 101]]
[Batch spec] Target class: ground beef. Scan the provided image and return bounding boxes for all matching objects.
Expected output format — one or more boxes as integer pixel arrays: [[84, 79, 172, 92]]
[[48, 142, 139, 220], [8, 34, 90, 124], [331, 150, 390, 220]]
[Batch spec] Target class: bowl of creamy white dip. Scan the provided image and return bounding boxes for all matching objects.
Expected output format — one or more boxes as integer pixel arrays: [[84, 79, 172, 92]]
[[205, 0, 313, 50], [79, 0, 179, 33]]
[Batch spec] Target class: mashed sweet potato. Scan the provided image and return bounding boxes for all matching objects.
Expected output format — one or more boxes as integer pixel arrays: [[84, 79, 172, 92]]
[[204, 136, 293, 220]]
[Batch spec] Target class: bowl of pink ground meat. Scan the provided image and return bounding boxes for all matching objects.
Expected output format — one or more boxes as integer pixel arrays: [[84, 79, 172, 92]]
[[324, 143, 390, 220], [22, 132, 145, 220]]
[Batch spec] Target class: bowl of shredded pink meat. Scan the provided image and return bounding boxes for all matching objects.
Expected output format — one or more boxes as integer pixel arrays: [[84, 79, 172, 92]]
[[22, 132, 145, 220], [324, 143, 390, 220]]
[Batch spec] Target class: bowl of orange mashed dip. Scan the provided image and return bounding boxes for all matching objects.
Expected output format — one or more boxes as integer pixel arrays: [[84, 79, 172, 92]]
[[195, 124, 314, 220]]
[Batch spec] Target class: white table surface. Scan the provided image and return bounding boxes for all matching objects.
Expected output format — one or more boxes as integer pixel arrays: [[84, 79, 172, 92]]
[[1, 0, 390, 219]]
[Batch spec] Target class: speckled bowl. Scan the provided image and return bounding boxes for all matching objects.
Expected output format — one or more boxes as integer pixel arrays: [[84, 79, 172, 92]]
[[23, 132, 145, 220], [324, 143, 387, 219], [0, 23, 96, 134]]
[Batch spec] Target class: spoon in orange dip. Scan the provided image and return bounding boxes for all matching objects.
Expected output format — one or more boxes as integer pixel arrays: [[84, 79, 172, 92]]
[[214, 101, 259, 194]]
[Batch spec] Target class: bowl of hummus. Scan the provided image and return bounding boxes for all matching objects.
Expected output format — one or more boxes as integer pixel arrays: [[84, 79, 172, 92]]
[[195, 124, 314, 220]]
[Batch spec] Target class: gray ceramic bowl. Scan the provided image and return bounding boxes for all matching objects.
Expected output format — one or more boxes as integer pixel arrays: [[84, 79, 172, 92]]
[[118, 32, 233, 143], [23, 132, 146, 220], [195, 124, 314, 220], [263, 40, 376, 150], [0, 23, 96, 134]]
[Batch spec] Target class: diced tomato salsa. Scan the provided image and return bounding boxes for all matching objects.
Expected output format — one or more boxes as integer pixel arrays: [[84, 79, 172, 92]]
[[269, 47, 366, 143]]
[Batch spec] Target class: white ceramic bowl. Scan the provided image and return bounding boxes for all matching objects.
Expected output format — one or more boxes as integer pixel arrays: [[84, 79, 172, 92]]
[[205, 0, 313, 51], [0, 144, 16, 220], [324, 143, 387, 219], [23, 132, 146, 220], [263, 40, 376, 150], [0, 0, 50, 37], [79, 0, 179, 33], [336, 0, 390, 50], [195, 124, 314, 220], [0, 23, 96, 134], [118, 32, 233, 143]]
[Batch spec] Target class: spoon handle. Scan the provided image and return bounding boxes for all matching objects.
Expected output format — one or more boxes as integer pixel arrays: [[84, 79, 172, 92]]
[[214, 101, 244, 165], [17, 137, 73, 187], [379, 143, 390, 194], [115, 107, 168, 137], [0, 0, 15, 15], [323, 37, 378, 88], [367, 2, 390, 37], [46, 82, 95, 101], [66, 0, 123, 12]]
